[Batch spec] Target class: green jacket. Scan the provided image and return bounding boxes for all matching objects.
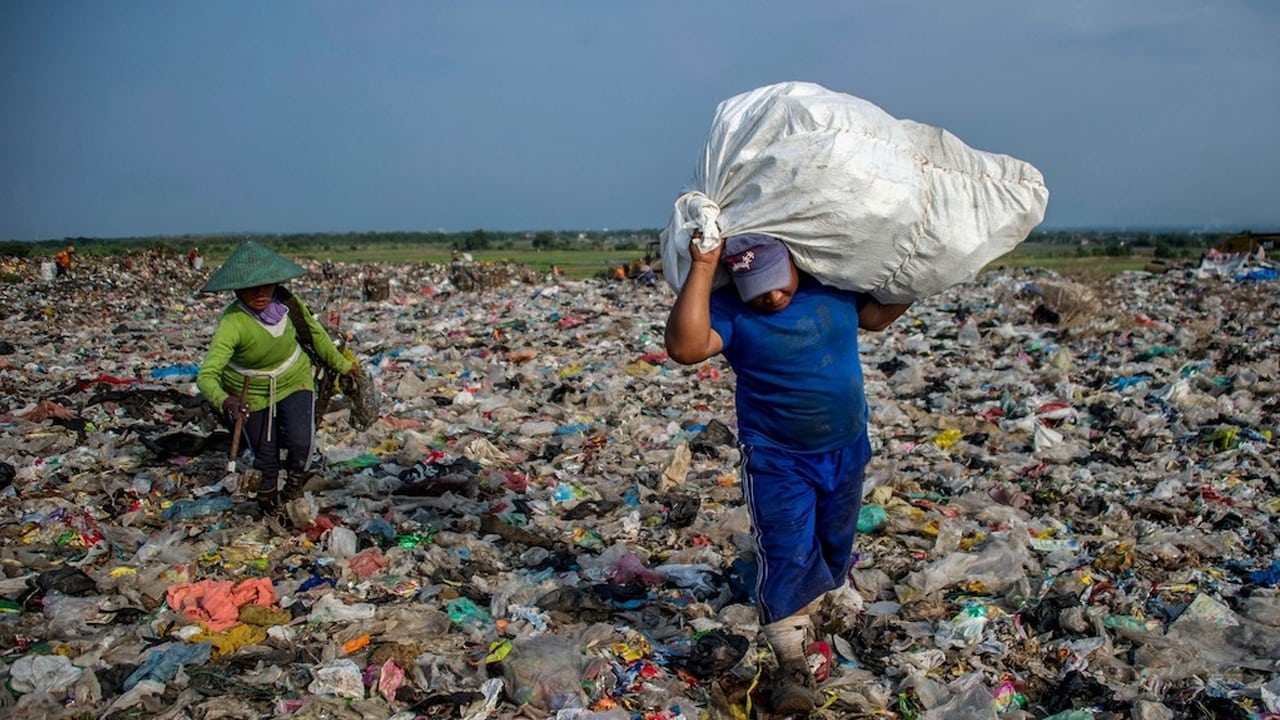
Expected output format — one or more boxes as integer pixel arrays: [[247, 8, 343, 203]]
[[196, 297, 352, 412]]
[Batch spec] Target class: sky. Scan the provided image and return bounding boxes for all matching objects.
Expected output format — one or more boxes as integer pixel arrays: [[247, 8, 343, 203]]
[[2, 1, 1277, 241]]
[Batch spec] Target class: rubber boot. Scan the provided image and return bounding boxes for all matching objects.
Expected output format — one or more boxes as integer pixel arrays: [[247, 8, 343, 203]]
[[256, 475, 280, 512], [282, 471, 311, 502], [771, 659, 817, 714], [256, 488, 279, 512]]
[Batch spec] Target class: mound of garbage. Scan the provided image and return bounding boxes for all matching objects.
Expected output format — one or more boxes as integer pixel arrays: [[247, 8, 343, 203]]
[[0, 250, 1277, 719]]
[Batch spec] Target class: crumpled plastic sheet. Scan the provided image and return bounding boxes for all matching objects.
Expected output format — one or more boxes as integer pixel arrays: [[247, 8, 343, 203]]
[[0, 250, 1278, 718]]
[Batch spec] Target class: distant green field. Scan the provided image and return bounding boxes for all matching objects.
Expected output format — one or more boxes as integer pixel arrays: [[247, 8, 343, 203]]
[[270, 242, 1158, 280], [209, 244, 645, 280], [63, 238, 1167, 283], [986, 243, 1151, 276]]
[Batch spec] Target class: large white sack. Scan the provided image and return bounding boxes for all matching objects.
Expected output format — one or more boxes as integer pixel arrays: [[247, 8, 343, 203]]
[[660, 81, 1049, 303]]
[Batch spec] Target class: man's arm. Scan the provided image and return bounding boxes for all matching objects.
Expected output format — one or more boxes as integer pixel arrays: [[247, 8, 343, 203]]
[[664, 238, 725, 364], [859, 296, 912, 331]]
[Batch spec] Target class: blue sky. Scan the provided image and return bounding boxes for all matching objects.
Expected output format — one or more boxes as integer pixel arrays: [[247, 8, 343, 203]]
[[2, 1, 1277, 240]]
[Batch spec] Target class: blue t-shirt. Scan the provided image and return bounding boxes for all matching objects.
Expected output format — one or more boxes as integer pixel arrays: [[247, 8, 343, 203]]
[[709, 275, 869, 453]]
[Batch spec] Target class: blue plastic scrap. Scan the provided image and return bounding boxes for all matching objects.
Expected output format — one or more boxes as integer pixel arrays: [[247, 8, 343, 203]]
[[1247, 559, 1280, 587], [123, 642, 213, 691]]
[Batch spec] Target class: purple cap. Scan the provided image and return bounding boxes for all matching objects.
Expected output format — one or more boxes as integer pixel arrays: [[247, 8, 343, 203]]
[[721, 234, 791, 301]]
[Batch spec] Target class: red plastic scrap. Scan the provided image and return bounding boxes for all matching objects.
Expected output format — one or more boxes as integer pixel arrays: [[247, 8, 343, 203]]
[[502, 471, 530, 493], [1198, 485, 1236, 505], [695, 366, 721, 380], [76, 375, 142, 389], [305, 514, 341, 542], [1019, 462, 1048, 478], [557, 316, 586, 329]]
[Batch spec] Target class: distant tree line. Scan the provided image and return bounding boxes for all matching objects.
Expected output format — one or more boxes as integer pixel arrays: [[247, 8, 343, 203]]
[[1025, 229, 1234, 259], [0, 228, 1254, 260], [0, 228, 662, 259]]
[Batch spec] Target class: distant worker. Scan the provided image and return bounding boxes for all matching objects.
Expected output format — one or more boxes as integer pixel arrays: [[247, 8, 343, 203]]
[[636, 263, 657, 285], [54, 245, 74, 277], [188, 247, 203, 270], [196, 241, 361, 511], [610, 265, 626, 282]]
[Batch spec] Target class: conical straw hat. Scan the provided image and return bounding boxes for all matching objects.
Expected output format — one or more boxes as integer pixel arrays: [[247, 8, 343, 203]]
[[201, 241, 307, 292]]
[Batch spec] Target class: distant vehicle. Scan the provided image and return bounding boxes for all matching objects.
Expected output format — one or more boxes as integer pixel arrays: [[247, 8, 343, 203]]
[[602, 240, 664, 282], [628, 241, 663, 278], [1215, 231, 1277, 255]]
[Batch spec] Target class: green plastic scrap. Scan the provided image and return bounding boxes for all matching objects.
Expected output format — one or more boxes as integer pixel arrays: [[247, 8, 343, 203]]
[[446, 597, 492, 627], [1205, 426, 1239, 451], [573, 527, 604, 550], [857, 505, 887, 534], [1103, 614, 1160, 633], [395, 527, 437, 548], [896, 691, 921, 720], [328, 452, 381, 469]]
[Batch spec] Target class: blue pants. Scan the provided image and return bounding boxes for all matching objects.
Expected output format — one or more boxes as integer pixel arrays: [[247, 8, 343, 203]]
[[740, 434, 870, 624], [241, 390, 315, 492]]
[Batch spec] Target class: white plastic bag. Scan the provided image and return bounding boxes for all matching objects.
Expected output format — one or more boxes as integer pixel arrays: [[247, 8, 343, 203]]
[[661, 81, 1049, 303]]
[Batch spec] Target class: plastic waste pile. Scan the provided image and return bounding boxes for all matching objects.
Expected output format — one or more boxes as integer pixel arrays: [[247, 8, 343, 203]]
[[0, 251, 1277, 719]]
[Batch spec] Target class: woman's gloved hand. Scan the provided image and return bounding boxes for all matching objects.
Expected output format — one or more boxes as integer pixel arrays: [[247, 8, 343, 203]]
[[222, 396, 250, 422], [347, 363, 363, 378]]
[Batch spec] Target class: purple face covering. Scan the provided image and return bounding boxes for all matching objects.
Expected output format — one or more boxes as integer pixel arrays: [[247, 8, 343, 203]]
[[242, 299, 288, 325]]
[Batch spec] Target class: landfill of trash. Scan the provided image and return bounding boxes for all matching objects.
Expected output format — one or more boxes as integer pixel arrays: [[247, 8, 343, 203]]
[[0, 249, 1277, 720]]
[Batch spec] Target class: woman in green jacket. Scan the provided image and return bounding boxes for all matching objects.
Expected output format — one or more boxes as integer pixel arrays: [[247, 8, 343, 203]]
[[196, 241, 359, 510]]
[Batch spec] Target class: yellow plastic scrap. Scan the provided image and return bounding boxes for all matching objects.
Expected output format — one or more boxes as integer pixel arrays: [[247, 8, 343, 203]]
[[731, 649, 769, 720], [611, 633, 651, 663], [1049, 347, 1073, 371], [931, 429, 964, 449], [193, 624, 267, 658], [215, 544, 273, 572], [485, 639, 512, 663], [108, 566, 137, 578], [959, 531, 988, 551], [867, 485, 894, 505], [886, 496, 924, 520], [238, 604, 291, 627], [624, 361, 659, 377], [1094, 544, 1134, 573]]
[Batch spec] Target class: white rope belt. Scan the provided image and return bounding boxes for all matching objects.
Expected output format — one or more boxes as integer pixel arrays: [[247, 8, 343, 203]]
[[229, 344, 302, 441]]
